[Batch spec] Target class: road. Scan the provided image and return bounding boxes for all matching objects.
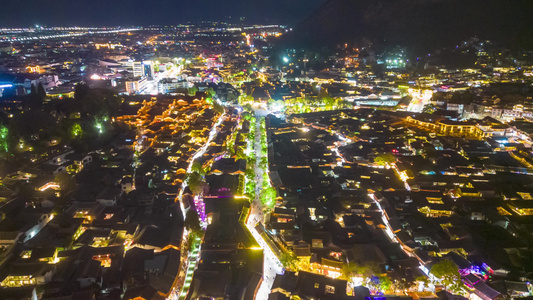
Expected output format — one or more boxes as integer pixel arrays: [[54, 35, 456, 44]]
[[167, 112, 226, 300], [245, 110, 284, 300], [406, 89, 433, 113], [8, 28, 138, 42], [326, 123, 426, 293], [139, 64, 181, 95]]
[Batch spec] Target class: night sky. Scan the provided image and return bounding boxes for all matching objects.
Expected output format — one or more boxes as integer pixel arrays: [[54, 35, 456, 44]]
[[0, 0, 325, 27]]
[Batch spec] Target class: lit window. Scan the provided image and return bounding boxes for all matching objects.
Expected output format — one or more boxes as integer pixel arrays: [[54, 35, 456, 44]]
[[325, 285, 335, 294]]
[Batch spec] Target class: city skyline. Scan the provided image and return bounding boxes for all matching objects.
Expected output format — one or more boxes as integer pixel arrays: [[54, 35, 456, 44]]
[[0, 0, 325, 27]]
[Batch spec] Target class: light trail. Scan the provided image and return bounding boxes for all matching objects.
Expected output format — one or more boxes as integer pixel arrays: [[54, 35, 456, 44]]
[[8, 28, 139, 42]]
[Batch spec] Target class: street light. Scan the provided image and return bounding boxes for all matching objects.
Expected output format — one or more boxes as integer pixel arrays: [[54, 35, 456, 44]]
[[95, 123, 103, 134]]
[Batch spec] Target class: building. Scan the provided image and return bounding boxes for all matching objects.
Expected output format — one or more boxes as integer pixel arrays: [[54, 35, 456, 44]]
[[126, 77, 148, 94], [405, 116, 483, 138], [122, 60, 154, 78]]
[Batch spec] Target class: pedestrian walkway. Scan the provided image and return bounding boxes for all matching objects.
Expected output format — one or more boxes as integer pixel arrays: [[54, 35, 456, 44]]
[[178, 236, 202, 300]]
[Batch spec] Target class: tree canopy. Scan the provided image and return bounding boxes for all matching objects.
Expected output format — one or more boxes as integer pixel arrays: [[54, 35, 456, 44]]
[[430, 259, 464, 293], [184, 209, 202, 233], [280, 251, 299, 271], [187, 172, 207, 195], [374, 153, 396, 165]]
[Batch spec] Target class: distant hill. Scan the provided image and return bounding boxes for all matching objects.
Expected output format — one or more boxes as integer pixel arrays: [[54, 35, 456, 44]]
[[281, 0, 533, 55]]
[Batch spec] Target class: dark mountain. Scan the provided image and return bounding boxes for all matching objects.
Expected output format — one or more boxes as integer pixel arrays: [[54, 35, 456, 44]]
[[281, 0, 533, 55]]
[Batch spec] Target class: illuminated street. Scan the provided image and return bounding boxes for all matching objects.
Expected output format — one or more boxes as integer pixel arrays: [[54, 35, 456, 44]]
[[169, 112, 227, 299], [245, 109, 284, 300], [7, 27, 139, 42]]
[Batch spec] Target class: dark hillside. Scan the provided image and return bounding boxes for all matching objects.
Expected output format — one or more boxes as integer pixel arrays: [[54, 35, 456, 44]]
[[281, 0, 533, 55]]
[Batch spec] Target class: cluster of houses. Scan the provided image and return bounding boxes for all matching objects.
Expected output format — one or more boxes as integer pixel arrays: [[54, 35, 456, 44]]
[[264, 109, 533, 300], [0, 94, 234, 299]]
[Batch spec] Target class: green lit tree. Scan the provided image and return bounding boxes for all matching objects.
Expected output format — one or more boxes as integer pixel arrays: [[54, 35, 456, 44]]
[[0, 125, 8, 152], [187, 172, 206, 195], [191, 161, 204, 175], [242, 112, 252, 121], [206, 87, 216, 98], [415, 276, 429, 290], [213, 102, 224, 114], [235, 147, 246, 160], [374, 153, 396, 165], [280, 251, 298, 271], [242, 103, 253, 112], [394, 278, 416, 292], [259, 156, 268, 169], [71, 123, 83, 139], [188, 86, 198, 96], [378, 275, 393, 293], [260, 186, 276, 207], [430, 259, 464, 293], [341, 262, 361, 280]]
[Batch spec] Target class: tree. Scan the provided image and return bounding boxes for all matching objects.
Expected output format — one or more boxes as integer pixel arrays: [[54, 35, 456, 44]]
[[191, 161, 204, 175], [0, 125, 8, 152], [342, 262, 363, 280], [206, 87, 216, 98], [267, 98, 276, 110], [28, 83, 43, 109], [415, 276, 429, 290], [378, 275, 393, 293], [430, 259, 464, 293], [235, 147, 246, 160], [394, 278, 416, 292], [374, 153, 396, 165], [74, 83, 90, 101], [451, 91, 474, 105], [71, 123, 83, 139], [280, 251, 299, 271], [188, 86, 198, 96], [184, 209, 202, 233], [259, 156, 268, 169], [30, 84, 37, 97], [187, 172, 206, 195], [213, 102, 224, 114], [242, 103, 253, 112], [323, 96, 335, 109], [37, 82, 46, 101], [242, 112, 252, 121], [260, 186, 277, 207]]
